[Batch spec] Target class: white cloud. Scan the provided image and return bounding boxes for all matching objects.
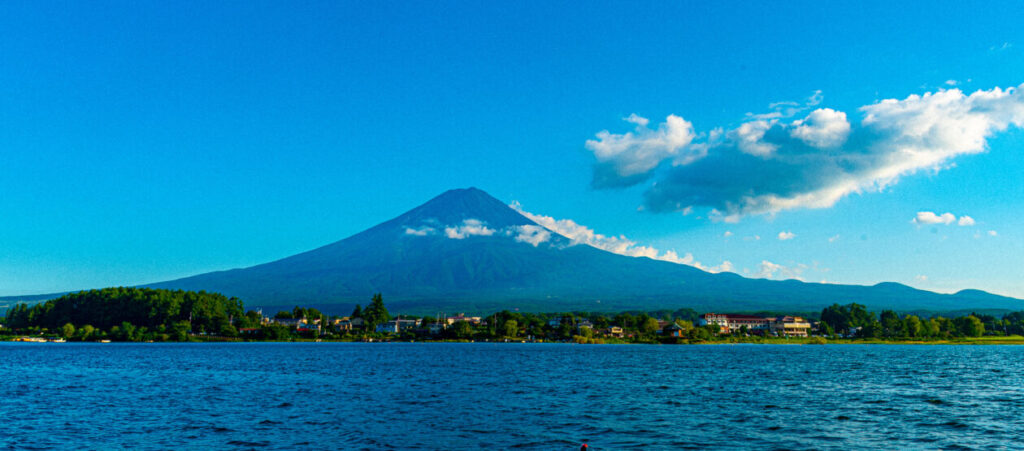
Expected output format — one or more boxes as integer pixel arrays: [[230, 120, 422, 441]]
[[828, 234, 840, 243], [624, 113, 649, 127], [912, 211, 977, 226], [754, 261, 781, 278], [732, 120, 777, 156], [510, 201, 732, 271], [404, 226, 436, 236], [752, 260, 806, 280], [989, 230, 998, 237], [510, 225, 551, 247], [789, 108, 851, 148], [444, 219, 495, 239], [990, 42, 1012, 52], [754, 90, 823, 120], [915, 275, 928, 282], [710, 260, 734, 273], [591, 84, 1024, 219], [945, 80, 959, 86], [723, 231, 733, 238], [587, 114, 700, 187], [913, 211, 956, 225], [777, 231, 796, 241]]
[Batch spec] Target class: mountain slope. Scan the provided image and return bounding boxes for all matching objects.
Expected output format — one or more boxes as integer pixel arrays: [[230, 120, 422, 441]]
[[143, 187, 1023, 315]]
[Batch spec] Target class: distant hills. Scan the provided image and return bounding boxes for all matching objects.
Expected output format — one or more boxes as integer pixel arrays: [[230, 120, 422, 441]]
[[4, 187, 1022, 315]]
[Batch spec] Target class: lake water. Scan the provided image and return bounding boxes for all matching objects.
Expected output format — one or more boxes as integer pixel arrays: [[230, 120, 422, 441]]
[[2, 342, 1023, 449]]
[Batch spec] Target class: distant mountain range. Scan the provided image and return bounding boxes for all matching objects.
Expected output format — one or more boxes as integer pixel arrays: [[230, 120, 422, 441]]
[[4, 187, 1022, 315]]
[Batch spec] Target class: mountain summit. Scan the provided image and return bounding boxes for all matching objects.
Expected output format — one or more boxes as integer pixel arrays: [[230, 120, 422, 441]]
[[147, 188, 1022, 314], [399, 187, 537, 229]]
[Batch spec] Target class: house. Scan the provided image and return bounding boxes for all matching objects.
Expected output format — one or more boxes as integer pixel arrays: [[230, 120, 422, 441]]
[[273, 317, 305, 328], [446, 314, 481, 325], [665, 323, 687, 338], [605, 326, 624, 338], [770, 316, 812, 337], [428, 322, 445, 335], [577, 320, 594, 333], [375, 318, 422, 334], [335, 317, 365, 332], [698, 313, 772, 334], [273, 317, 323, 334]]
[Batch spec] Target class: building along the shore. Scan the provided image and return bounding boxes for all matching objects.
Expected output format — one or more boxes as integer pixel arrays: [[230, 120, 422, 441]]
[[698, 313, 811, 337]]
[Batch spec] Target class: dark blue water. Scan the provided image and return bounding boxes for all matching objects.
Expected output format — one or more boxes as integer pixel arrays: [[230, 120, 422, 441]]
[[3, 343, 1023, 449]]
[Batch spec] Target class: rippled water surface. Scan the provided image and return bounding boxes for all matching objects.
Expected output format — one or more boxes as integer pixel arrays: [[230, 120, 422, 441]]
[[3, 342, 1024, 449]]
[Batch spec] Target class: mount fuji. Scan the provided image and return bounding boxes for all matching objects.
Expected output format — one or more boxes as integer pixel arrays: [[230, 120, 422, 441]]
[[137, 187, 1022, 315]]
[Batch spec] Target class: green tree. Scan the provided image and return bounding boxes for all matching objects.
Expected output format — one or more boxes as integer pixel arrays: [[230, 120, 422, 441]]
[[261, 324, 293, 340], [939, 316, 958, 337], [821, 303, 873, 336], [579, 325, 593, 339], [903, 315, 923, 338], [955, 315, 985, 337], [78, 324, 95, 341], [219, 322, 239, 337], [856, 320, 883, 339], [922, 318, 939, 338], [879, 310, 901, 337], [503, 320, 518, 338], [613, 312, 635, 330], [171, 321, 191, 341], [361, 293, 391, 331], [818, 321, 835, 337], [61, 322, 75, 339], [640, 317, 660, 336], [119, 321, 138, 341], [451, 320, 473, 338]]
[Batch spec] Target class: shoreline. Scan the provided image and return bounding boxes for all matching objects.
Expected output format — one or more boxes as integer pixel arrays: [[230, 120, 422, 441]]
[[7, 336, 1024, 345]]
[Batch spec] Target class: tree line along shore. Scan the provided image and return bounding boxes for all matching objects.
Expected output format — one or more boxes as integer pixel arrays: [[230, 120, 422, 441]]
[[3, 287, 1024, 344]]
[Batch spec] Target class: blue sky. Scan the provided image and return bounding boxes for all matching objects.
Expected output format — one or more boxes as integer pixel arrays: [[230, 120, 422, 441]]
[[2, 1, 1023, 297]]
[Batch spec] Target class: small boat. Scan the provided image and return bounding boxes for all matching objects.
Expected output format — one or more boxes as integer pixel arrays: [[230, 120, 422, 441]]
[[99, 339, 111, 343]]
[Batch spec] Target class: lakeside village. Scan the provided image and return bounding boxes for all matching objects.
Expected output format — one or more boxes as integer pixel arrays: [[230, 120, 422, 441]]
[[4, 288, 1023, 344], [237, 310, 818, 342]]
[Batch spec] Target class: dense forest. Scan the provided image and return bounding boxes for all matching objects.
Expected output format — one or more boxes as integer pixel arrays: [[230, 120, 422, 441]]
[[3, 287, 246, 341], [819, 303, 990, 339]]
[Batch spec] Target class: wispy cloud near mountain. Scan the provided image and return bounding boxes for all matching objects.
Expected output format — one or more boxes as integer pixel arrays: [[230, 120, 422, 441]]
[[509, 201, 733, 273], [587, 84, 1024, 221]]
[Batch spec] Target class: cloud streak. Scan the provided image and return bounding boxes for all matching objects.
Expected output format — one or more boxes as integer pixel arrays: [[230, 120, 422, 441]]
[[752, 260, 807, 280], [510, 224, 551, 247], [587, 84, 1024, 220], [444, 219, 496, 239], [912, 211, 976, 226], [510, 202, 733, 273], [404, 226, 436, 236]]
